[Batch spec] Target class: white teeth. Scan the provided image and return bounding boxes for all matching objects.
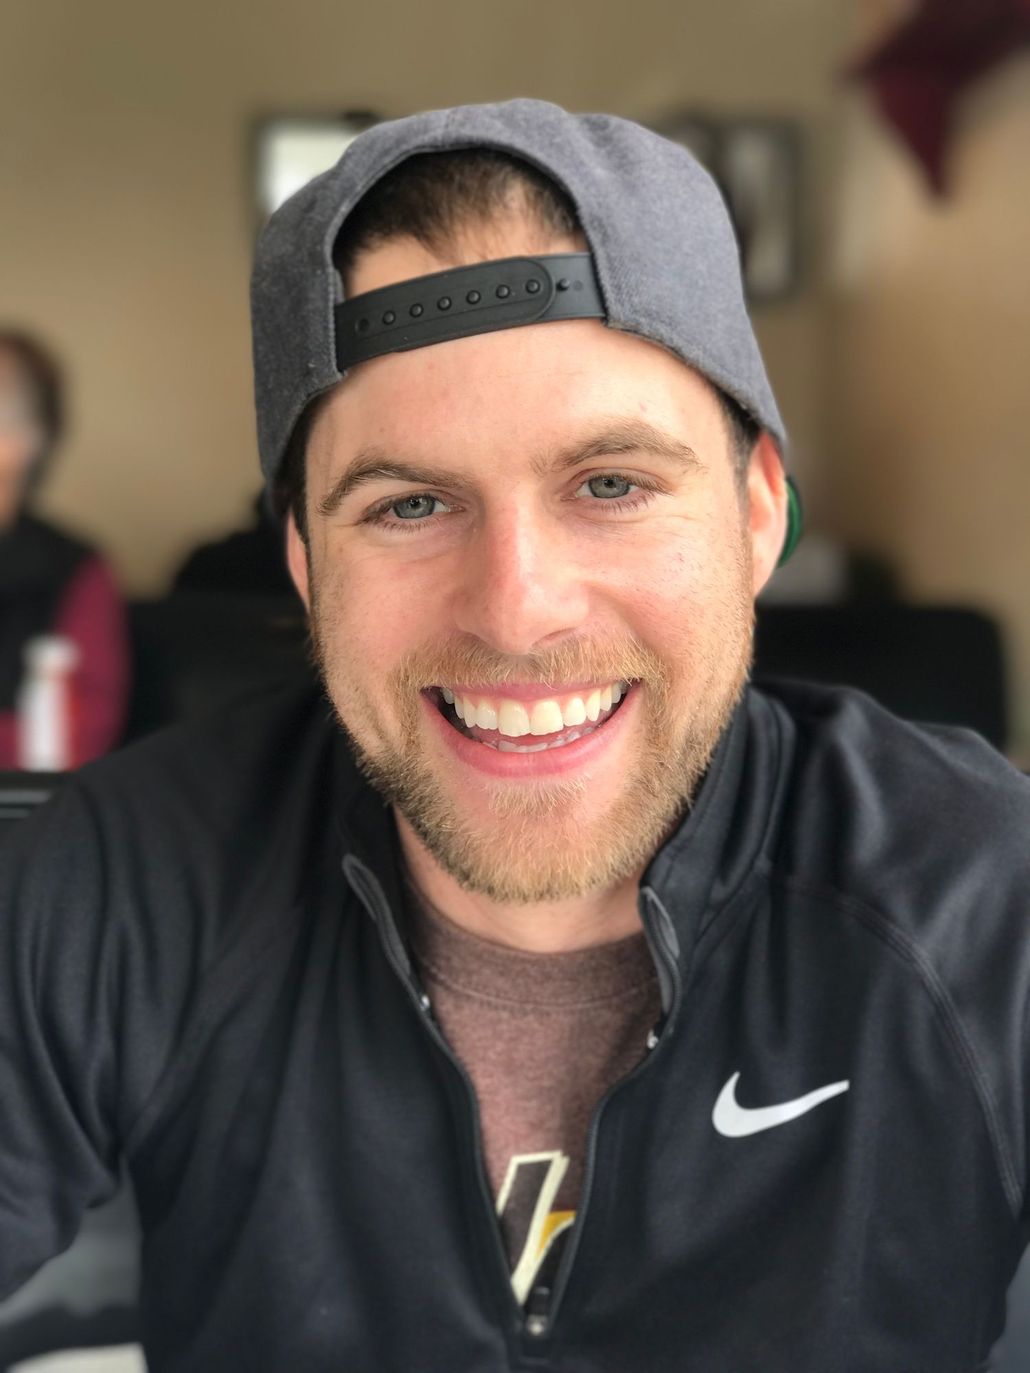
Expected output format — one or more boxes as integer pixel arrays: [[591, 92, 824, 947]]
[[475, 701, 498, 730], [442, 681, 629, 737], [563, 696, 587, 727], [529, 700, 565, 736], [497, 700, 531, 738]]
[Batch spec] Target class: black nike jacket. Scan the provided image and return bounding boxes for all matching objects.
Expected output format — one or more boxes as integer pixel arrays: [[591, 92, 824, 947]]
[[1, 679, 1028, 1371]]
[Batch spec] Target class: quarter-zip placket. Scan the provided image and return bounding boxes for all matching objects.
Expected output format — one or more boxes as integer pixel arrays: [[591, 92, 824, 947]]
[[529, 885, 684, 1342], [343, 854, 526, 1340], [343, 855, 686, 1350]]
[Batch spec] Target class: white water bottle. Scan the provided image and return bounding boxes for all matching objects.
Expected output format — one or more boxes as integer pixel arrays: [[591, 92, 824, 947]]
[[16, 634, 79, 771]]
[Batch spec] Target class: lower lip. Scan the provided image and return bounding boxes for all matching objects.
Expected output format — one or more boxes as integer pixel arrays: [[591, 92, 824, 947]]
[[422, 687, 637, 779]]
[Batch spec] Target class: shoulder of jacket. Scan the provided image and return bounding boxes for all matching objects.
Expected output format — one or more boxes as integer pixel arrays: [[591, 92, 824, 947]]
[[754, 677, 1030, 989], [756, 679, 1029, 870], [62, 681, 365, 935], [77, 679, 342, 814], [751, 680, 1030, 1216]]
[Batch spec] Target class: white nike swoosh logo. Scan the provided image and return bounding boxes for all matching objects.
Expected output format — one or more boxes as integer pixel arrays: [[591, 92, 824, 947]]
[[712, 1071, 850, 1138]]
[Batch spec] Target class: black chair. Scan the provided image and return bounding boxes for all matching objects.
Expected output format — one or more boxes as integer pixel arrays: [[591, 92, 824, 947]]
[[754, 603, 1008, 750]]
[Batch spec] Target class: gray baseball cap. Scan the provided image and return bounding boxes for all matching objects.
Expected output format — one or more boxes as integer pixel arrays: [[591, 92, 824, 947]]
[[251, 97, 786, 487]]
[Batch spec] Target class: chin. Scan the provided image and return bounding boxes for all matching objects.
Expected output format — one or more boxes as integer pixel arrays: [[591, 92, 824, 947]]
[[348, 702, 724, 905]]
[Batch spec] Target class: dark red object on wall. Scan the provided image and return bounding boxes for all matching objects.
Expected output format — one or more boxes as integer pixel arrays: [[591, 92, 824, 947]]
[[849, 0, 1030, 193]]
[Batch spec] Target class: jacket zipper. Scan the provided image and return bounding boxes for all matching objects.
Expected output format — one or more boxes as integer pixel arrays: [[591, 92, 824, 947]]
[[343, 857, 526, 1335], [539, 887, 683, 1338], [344, 858, 684, 1343]]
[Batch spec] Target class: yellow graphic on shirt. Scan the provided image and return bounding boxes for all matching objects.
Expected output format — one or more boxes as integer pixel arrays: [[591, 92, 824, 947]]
[[496, 1151, 576, 1305], [540, 1207, 575, 1251]]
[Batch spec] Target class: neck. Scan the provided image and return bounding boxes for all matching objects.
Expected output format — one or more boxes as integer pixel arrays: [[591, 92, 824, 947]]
[[395, 809, 645, 953]]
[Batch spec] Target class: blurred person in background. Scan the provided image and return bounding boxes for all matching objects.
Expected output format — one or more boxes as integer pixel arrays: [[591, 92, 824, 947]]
[[0, 330, 129, 766], [170, 491, 296, 597]]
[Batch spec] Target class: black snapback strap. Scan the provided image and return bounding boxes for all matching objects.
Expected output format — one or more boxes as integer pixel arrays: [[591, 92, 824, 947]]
[[334, 252, 605, 372]]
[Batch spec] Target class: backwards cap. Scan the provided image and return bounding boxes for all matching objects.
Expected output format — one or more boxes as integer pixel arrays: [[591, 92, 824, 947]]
[[251, 98, 786, 486]]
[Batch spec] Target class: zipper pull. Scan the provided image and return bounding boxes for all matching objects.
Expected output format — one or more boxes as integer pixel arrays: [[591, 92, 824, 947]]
[[525, 1284, 551, 1338]]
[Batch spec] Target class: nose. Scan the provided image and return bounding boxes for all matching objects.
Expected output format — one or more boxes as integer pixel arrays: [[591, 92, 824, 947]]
[[451, 504, 591, 656]]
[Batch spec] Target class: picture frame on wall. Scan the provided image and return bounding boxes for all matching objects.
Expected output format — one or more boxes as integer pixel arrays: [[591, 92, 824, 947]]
[[719, 118, 802, 303], [252, 111, 380, 225], [652, 111, 723, 175]]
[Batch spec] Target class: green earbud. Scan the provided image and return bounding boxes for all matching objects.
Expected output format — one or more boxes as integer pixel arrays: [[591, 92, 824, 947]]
[[777, 477, 803, 568]]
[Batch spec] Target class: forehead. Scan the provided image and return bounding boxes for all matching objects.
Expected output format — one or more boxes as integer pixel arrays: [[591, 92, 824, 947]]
[[309, 318, 727, 494]]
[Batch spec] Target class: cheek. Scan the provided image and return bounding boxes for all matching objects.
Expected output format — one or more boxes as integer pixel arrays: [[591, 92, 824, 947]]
[[310, 540, 448, 676], [605, 524, 743, 641]]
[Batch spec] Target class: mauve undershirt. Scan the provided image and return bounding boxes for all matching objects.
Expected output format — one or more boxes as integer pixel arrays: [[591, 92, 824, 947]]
[[408, 891, 661, 1304]]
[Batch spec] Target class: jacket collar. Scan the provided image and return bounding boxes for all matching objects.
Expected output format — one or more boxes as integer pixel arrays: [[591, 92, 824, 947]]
[[637, 687, 788, 1012]]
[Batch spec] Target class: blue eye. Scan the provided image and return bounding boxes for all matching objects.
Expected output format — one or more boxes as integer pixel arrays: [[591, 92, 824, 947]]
[[586, 474, 634, 499], [393, 494, 439, 519], [361, 490, 456, 530]]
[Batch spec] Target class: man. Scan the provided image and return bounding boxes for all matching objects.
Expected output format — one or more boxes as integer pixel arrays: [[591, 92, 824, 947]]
[[1, 100, 1028, 1372]]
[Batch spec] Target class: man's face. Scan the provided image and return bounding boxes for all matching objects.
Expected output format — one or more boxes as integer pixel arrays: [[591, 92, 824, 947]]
[[289, 223, 785, 903]]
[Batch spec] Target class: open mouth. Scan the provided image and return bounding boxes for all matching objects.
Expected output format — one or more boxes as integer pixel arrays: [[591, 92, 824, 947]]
[[424, 681, 634, 754]]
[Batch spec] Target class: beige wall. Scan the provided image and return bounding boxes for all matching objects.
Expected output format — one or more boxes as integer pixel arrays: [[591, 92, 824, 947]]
[[2, 0, 844, 594]]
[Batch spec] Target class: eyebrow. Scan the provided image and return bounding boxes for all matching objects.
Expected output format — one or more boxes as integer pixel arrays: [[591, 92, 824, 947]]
[[316, 418, 704, 518]]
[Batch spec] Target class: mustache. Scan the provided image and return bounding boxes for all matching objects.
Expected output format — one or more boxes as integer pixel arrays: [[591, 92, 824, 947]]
[[388, 634, 668, 694]]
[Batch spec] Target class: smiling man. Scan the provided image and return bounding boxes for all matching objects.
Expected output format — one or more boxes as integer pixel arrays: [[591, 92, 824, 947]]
[[2, 100, 1030, 1373]]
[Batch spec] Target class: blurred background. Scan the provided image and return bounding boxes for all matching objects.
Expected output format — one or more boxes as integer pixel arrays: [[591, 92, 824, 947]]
[[1, 0, 1029, 1367]]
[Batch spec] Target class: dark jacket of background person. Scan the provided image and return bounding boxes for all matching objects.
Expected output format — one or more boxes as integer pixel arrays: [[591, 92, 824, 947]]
[[171, 493, 295, 598], [0, 331, 129, 766]]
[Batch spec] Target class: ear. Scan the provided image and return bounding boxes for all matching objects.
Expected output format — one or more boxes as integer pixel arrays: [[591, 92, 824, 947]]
[[285, 512, 311, 611], [747, 431, 788, 596]]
